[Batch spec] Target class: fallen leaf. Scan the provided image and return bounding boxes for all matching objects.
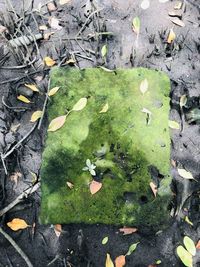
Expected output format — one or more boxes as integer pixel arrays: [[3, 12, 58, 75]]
[[177, 168, 194, 180], [7, 218, 29, 231], [180, 95, 187, 108], [66, 58, 76, 64], [141, 108, 151, 114], [48, 115, 67, 132], [25, 83, 39, 92], [17, 95, 31, 103], [48, 86, 60, 96], [48, 17, 62, 30], [10, 123, 20, 133], [44, 56, 56, 67], [185, 216, 193, 226], [30, 111, 43, 122], [156, 260, 162, 264], [119, 227, 138, 235], [115, 255, 126, 267], [47, 2, 57, 12], [30, 171, 37, 184], [196, 240, 200, 249], [72, 97, 87, 111], [54, 224, 62, 237], [44, 32, 55, 40], [39, 25, 48, 31], [167, 29, 176, 44], [66, 181, 74, 189], [132, 17, 140, 34], [140, 78, 148, 94], [174, 1, 182, 9], [60, 0, 71, 5], [168, 120, 180, 129], [141, 0, 150, 10], [105, 253, 114, 267], [171, 18, 185, 27], [102, 236, 109, 245], [99, 103, 109, 113], [149, 182, 157, 197], [89, 180, 102, 195], [101, 45, 107, 58], [159, 0, 169, 2], [126, 242, 140, 256], [183, 236, 196, 256], [10, 172, 22, 186], [176, 245, 193, 267]]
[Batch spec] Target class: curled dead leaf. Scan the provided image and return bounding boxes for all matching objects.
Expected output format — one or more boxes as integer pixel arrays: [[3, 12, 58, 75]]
[[149, 182, 157, 197], [7, 218, 29, 231], [119, 227, 138, 235], [66, 181, 74, 189], [89, 180, 102, 195]]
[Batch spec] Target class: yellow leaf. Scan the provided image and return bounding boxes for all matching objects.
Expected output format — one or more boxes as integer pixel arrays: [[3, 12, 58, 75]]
[[105, 253, 114, 267], [167, 29, 176, 44], [178, 168, 194, 180], [48, 115, 66, 132], [17, 95, 31, 103], [25, 83, 39, 92], [30, 111, 43, 122], [44, 56, 56, 67], [72, 98, 87, 111], [168, 120, 180, 129], [66, 58, 76, 64], [48, 87, 60, 96], [115, 255, 126, 267], [7, 218, 29, 231], [99, 103, 109, 113], [89, 180, 102, 195], [140, 78, 148, 94], [59, 0, 71, 5]]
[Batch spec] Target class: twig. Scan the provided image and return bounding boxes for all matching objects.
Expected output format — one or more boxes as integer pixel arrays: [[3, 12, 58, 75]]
[[76, 9, 103, 37], [0, 227, 33, 267], [74, 53, 94, 62], [38, 78, 50, 130], [0, 57, 37, 69], [2, 123, 38, 160], [0, 182, 40, 216], [1, 153, 8, 175], [2, 96, 31, 111]]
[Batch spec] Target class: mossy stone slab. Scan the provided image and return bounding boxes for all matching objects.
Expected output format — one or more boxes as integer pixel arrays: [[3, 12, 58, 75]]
[[40, 67, 171, 229]]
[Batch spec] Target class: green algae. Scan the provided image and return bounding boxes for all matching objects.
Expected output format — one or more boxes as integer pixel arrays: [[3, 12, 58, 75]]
[[40, 67, 172, 229]]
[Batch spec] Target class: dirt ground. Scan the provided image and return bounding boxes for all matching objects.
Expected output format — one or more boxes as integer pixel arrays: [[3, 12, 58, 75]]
[[0, 0, 200, 266]]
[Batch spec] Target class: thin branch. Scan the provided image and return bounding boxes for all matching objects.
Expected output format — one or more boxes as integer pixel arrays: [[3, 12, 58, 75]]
[[0, 227, 33, 267], [38, 78, 50, 130], [0, 182, 40, 216], [0, 57, 37, 70], [2, 123, 38, 160]]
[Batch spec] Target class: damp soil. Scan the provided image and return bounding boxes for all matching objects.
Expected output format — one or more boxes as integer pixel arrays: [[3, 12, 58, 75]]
[[0, 0, 200, 266]]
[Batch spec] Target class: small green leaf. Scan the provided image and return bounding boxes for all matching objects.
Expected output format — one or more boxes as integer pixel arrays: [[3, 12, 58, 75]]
[[72, 98, 87, 111], [183, 236, 196, 256], [185, 216, 193, 226], [176, 245, 193, 267], [125, 242, 140, 256], [99, 103, 109, 113], [102, 236, 108, 245], [168, 120, 180, 130], [101, 45, 107, 58], [156, 260, 162, 264], [132, 17, 140, 34]]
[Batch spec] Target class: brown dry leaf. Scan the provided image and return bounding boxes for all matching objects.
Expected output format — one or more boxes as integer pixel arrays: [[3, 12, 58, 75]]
[[89, 180, 102, 195], [44, 56, 56, 67], [47, 2, 57, 12], [44, 32, 55, 40], [48, 86, 60, 96], [171, 18, 185, 27], [105, 253, 114, 267], [39, 25, 48, 31], [10, 172, 22, 186], [30, 111, 43, 122], [25, 83, 39, 92], [60, 0, 71, 5], [196, 240, 200, 249], [48, 17, 62, 30], [66, 181, 74, 189], [17, 95, 31, 103], [167, 29, 176, 44], [119, 227, 138, 235], [149, 182, 157, 197], [48, 115, 67, 132], [115, 255, 126, 267], [0, 25, 8, 34], [7, 218, 29, 231], [54, 224, 62, 237]]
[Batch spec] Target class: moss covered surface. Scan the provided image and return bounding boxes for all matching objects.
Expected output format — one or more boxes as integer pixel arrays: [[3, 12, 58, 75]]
[[40, 67, 171, 229]]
